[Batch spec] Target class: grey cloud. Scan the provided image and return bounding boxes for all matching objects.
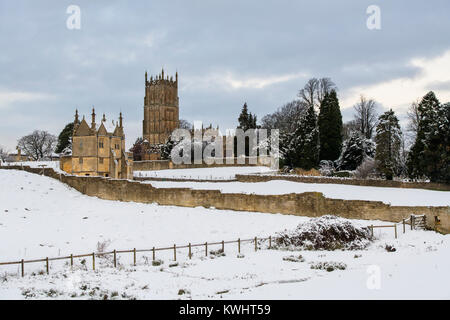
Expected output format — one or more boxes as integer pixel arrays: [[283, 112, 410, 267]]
[[0, 0, 449, 150]]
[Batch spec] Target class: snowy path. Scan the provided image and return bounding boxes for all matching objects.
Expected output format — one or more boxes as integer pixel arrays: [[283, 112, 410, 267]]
[[145, 180, 450, 206]]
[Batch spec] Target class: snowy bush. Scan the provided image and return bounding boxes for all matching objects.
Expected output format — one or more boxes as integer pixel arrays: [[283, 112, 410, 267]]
[[319, 160, 335, 176], [282, 255, 305, 263], [310, 261, 347, 272], [354, 158, 377, 179], [273, 215, 373, 251]]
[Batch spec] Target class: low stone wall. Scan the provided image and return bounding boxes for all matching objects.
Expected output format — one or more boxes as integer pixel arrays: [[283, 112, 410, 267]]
[[2, 166, 449, 234], [236, 174, 450, 191], [133, 157, 271, 171]]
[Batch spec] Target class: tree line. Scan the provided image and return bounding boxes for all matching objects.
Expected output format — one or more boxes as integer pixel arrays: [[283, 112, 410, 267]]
[[238, 78, 449, 183]]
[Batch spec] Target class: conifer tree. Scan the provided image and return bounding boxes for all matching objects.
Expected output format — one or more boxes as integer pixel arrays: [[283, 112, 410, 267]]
[[55, 122, 75, 154], [281, 104, 319, 169], [318, 89, 343, 161], [375, 109, 402, 180], [435, 102, 450, 183], [407, 91, 441, 179], [336, 131, 375, 171]]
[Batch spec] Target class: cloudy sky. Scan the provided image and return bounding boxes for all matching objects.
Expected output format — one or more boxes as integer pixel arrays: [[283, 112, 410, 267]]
[[0, 0, 449, 151]]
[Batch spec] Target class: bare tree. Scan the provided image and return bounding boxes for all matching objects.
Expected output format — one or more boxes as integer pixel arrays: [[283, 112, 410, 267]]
[[298, 77, 337, 110], [261, 100, 307, 133], [17, 130, 57, 161], [342, 120, 359, 141], [179, 119, 192, 130], [406, 99, 420, 143], [0, 145, 9, 162], [353, 95, 378, 139]]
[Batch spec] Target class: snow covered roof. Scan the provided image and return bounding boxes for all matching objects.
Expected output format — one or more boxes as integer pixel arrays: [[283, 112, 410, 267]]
[[100, 119, 117, 134]]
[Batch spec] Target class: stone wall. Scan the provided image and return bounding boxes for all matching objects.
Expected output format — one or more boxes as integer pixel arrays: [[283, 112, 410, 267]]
[[2, 166, 449, 234], [235, 174, 450, 192], [133, 156, 271, 171]]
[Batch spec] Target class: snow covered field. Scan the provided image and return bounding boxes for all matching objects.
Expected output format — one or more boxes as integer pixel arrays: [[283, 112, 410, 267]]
[[1, 161, 65, 174], [0, 169, 449, 299], [145, 180, 450, 206], [134, 166, 274, 180]]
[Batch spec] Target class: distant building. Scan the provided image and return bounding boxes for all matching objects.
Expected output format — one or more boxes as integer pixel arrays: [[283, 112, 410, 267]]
[[60, 108, 133, 179], [5, 147, 32, 162]]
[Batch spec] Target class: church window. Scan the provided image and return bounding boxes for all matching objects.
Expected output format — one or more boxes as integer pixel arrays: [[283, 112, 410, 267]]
[[79, 157, 83, 164], [99, 158, 103, 164]]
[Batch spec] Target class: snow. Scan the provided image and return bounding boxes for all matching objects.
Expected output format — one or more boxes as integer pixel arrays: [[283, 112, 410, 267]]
[[134, 166, 274, 180], [0, 169, 449, 300], [2, 161, 65, 174], [144, 180, 450, 206]]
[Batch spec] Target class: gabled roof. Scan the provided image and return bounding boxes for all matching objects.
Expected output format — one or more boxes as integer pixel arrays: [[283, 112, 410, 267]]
[[73, 119, 92, 136]]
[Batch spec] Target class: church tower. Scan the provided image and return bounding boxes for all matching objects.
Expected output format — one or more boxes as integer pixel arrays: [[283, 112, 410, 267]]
[[143, 69, 179, 144]]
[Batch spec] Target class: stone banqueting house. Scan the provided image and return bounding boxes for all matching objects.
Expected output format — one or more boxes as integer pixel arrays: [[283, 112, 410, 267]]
[[60, 108, 133, 179]]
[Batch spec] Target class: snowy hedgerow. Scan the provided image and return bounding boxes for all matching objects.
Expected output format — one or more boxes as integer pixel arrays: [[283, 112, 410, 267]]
[[273, 215, 373, 251]]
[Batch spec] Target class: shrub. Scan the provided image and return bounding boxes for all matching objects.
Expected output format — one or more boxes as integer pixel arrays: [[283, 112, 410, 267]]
[[354, 158, 377, 179], [273, 215, 373, 251], [282, 255, 305, 262], [310, 261, 347, 272]]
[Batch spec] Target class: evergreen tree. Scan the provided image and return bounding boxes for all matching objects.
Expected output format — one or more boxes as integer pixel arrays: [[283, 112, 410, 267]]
[[129, 137, 144, 161], [318, 89, 343, 161], [55, 122, 74, 154], [336, 131, 375, 171], [407, 91, 441, 179], [375, 109, 402, 180], [238, 103, 250, 131], [280, 104, 319, 169], [435, 102, 450, 183], [238, 102, 257, 131]]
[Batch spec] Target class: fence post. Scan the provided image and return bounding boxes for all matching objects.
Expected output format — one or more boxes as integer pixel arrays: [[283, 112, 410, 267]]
[[394, 225, 397, 239], [370, 225, 374, 238], [423, 215, 427, 228], [410, 215, 414, 230], [254, 237, 257, 251], [222, 240, 224, 252], [133, 248, 136, 266], [46, 257, 49, 274], [152, 247, 155, 261], [238, 238, 241, 253], [189, 243, 192, 259], [92, 253, 95, 270], [21, 259, 24, 277], [173, 244, 177, 261], [403, 219, 405, 233], [205, 242, 208, 256], [113, 250, 117, 268], [70, 254, 73, 268], [269, 236, 272, 249]]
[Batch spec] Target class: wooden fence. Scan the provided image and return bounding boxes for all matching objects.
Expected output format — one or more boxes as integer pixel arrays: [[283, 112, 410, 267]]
[[368, 214, 426, 238], [0, 236, 276, 277], [0, 215, 427, 277]]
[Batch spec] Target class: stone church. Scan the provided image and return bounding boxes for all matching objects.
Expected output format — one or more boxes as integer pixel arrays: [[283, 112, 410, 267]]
[[60, 108, 133, 179], [142, 69, 180, 159]]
